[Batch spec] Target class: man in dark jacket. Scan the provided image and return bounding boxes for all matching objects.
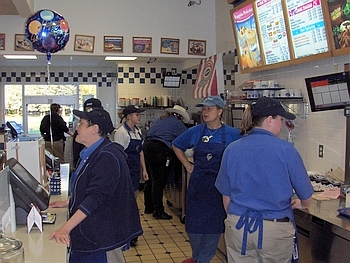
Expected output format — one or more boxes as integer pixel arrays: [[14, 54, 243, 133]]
[[49, 107, 142, 263], [40, 103, 73, 162]]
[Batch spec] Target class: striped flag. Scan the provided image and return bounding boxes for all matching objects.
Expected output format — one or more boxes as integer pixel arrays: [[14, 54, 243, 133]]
[[192, 53, 224, 98]]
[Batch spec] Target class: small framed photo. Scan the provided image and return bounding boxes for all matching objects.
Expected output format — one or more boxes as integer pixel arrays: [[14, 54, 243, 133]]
[[188, 39, 206, 56], [133, 37, 152, 53], [74, 34, 95, 53], [0, 34, 5, 50], [14, 34, 34, 51], [104, 36, 123, 52], [160, 38, 180, 54]]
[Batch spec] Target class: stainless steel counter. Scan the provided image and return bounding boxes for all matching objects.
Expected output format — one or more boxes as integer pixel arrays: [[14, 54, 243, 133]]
[[294, 198, 350, 262]]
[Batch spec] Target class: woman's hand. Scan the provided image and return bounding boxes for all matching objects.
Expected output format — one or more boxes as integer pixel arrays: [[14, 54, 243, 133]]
[[49, 228, 70, 246], [49, 199, 69, 208], [291, 199, 303, 210], [185, 163, 194, 174]]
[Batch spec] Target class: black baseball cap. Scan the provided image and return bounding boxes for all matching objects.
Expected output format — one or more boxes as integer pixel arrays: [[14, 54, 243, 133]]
[[73, 108, 114, 134], [120, 105, 145, 123], [252, 97, 296, 120], [84, 98, 103, 110]]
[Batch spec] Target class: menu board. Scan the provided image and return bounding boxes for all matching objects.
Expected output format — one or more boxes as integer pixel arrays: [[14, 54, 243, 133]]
[[255, 0, 291, 65], [286, 0, 329, 58], [326, 0, 350, 49], [232, 4, 263, 69]]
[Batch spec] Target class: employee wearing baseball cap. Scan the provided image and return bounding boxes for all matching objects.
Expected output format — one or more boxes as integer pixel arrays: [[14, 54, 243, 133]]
[[215, 97, 313, 263], [114, 105, 148, 247], [173, 96, 242, 263], [49, 107, 142, 263], [72, 98, 104, 168]]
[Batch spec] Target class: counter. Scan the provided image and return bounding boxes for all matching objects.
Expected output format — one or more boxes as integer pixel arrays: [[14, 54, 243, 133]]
[[6, 164, 69, 263], [294, 197, 350, 262]]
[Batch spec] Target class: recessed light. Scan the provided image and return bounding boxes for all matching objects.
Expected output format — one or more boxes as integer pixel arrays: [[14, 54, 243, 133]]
[[3, 55, 38, 60], [105, 56, 137, 61]]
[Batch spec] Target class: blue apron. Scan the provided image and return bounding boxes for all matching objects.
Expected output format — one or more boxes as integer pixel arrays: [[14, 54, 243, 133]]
[[185, 124, 226, 234], [124, 123, 143, 191]]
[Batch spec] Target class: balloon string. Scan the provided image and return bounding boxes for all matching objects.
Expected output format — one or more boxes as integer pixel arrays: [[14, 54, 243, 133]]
[[47, 61, 51, 86]]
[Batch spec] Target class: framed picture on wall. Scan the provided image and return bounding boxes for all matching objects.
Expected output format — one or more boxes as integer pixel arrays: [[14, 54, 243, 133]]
[[14, 34, 34, 51], [132, 37, 152, 53], [74, 34, 95, 53], [188, 39, 206, 56], [160, 38, 180, 54], [104, 36, 123, 52], [0, 34, 5, 50]]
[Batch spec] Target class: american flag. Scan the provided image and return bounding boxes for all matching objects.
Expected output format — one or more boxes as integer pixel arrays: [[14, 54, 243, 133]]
[[192, 53, 224, 98]]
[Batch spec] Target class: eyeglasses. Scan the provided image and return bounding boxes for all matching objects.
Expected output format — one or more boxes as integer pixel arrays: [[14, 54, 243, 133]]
[[77, 120, 92, 127]]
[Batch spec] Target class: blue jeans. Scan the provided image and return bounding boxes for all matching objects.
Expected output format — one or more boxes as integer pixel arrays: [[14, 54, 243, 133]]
[[187, 233, 221, 263]]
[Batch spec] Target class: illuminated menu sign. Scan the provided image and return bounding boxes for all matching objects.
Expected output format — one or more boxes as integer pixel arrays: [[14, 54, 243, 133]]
[[255, 0, 290, 65], [286, 0, 328, 58], [326, 0, 350, 50], [232, 4, 263, 69]]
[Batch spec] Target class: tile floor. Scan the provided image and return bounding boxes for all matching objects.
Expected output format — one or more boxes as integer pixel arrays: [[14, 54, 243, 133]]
[[122, 192, 227, 263]]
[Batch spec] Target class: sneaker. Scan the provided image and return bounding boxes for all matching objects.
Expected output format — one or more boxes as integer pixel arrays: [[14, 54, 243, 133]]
[[152, 211, 173, 220], [182, 258, 196, 263]]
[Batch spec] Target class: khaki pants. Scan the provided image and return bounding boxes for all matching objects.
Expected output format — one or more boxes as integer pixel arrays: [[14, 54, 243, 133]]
[[225, 214, 294, 263], [45, 140, 65, 163]]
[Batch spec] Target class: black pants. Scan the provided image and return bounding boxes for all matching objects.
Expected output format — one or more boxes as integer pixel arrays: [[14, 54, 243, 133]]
[[143, 140, 174, 213]]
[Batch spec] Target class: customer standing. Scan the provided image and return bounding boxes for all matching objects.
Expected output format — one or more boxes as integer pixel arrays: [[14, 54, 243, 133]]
[[40, 103, 73, 162], [143, 105, 189, 220], [172, 96, 242, 263], [215, 97, 313, 263], [114, 105, 148, 246], [49, 107, 142, 263]]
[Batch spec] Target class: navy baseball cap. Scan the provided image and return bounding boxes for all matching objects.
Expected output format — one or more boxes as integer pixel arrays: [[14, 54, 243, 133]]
[[196, 96, 225, 109], [252, 97, 296, 120], [73, 108, 114, 134], [83, 98, 103, 110], [120, 105, 145, 123]]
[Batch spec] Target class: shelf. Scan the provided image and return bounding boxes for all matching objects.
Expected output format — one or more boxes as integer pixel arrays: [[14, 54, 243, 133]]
[[242, 87, 284, 91], [229, 97, 308, 118], [230, 97, 305, 104]]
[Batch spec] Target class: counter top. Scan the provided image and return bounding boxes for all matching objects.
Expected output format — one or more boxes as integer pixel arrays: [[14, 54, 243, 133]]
[[6, 164, 70, 263], [294, 197, 350, 241]]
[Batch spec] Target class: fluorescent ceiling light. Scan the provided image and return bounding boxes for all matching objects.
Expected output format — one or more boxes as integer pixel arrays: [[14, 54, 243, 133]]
[[105, 56, 137, 61], [3, 55, 37, 60]]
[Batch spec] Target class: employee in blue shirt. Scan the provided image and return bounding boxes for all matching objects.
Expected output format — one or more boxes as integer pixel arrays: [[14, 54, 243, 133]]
[[215, 97, 313, 263], [143, 105, 189, 220]]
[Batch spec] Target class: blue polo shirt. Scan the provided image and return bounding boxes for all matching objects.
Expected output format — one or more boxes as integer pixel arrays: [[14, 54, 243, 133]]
[[215, 128, 314, 220], [146, 115, 187, 149]]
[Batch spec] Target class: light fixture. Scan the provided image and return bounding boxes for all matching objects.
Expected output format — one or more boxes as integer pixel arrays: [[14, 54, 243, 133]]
[[188, 0, 201, 6], [105, 56, 137, 61], [3, 55, 37, 60]]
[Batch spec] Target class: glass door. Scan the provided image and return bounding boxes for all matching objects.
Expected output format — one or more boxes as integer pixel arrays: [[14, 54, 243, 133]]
[[24, 96, 77, 136]]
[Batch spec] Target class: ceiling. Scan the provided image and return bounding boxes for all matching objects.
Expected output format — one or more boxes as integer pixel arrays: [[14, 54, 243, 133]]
[[0, 0, 233, 69]]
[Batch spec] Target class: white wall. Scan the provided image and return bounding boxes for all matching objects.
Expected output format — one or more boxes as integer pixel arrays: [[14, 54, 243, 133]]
[[0, 0, 217, 58]]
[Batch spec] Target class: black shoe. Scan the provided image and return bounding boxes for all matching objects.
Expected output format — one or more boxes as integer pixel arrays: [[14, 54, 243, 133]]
[[130, 238, 138, 247], [153, 212, 173, 220], [144, 208, 154, 214]]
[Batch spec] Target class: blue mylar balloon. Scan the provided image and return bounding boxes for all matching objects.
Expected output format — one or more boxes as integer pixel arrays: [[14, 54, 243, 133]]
[[25, 10, 70, 60]]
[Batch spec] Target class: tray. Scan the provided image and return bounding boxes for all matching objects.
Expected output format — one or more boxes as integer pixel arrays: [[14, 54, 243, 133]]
[[337, 207, 350, 218]]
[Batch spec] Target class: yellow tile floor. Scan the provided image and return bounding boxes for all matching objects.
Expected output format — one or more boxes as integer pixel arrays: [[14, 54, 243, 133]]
[[123, 192, 227, 263]]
